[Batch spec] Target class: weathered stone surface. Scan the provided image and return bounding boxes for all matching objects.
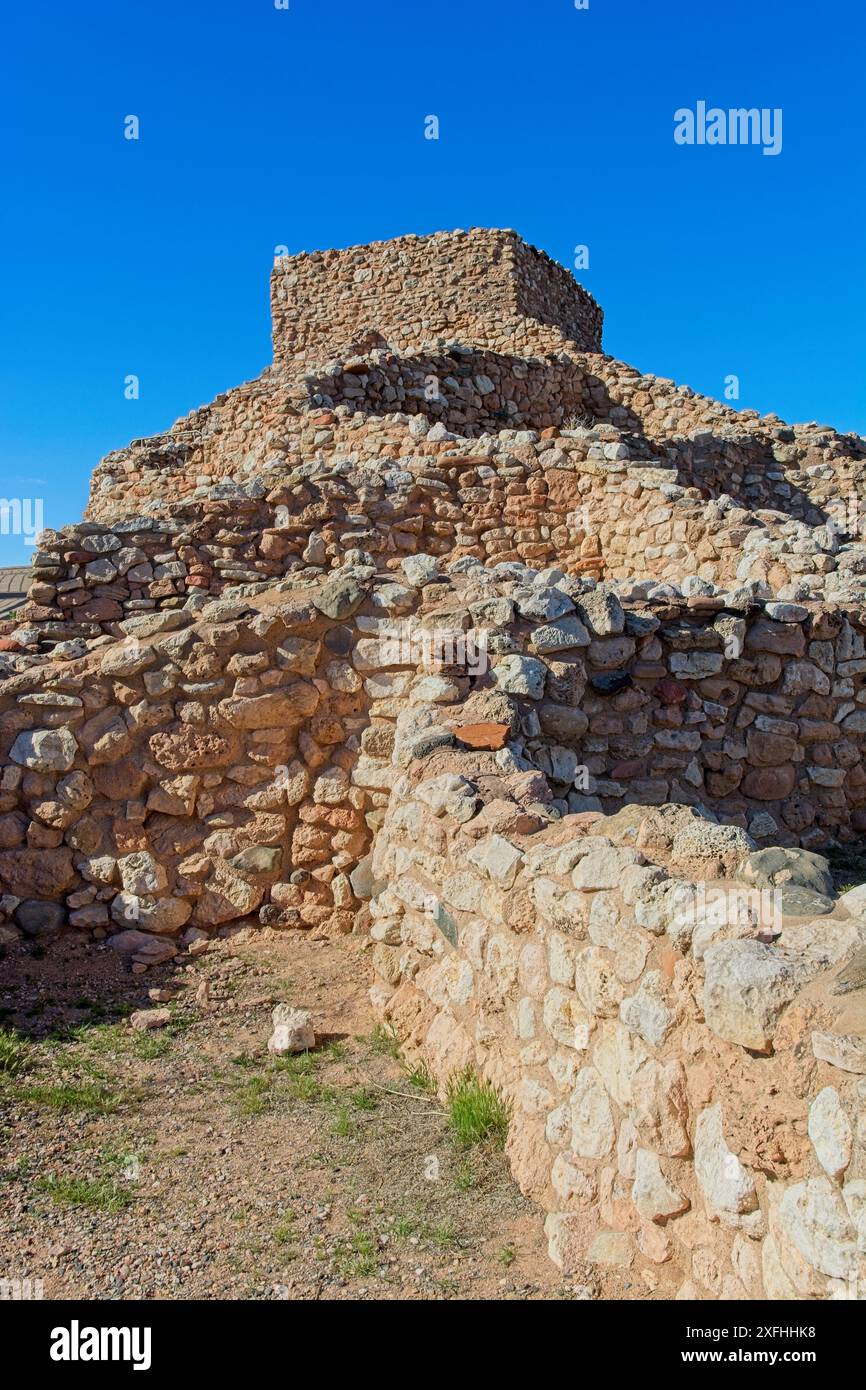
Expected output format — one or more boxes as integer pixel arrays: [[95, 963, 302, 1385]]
[[587, 1231, 634, 1267], [572, 846, 642, 891], [0, 848, 75, 898], [312, 574, 368, 619], [632, 1148, 689, 1223], [776, 1178, 860, 1280], [670, 821, 754, 878], [106, 929, 177, 964], [577, 587, 625, 637], [811, 1030, 866, 1074], [110, 893, 191, 934], [492, 654, 547, 699], [739, 847, 833, 898], [531, 616, 590, 653], [14, 899, 67, 938], [218, 685, 318, 728], [619, 972, 674, 1047], [808, 1087, 853, 1179], [228, 845, 282, 876], [694, 1103, 758, 1216], [10, 728, 78, 773], [118, 852, 168, 897], [570, 1067, 615, 1159], [703, 939, 802, 1052], [130, 1007, 171, 1031], [78, 708, 132, 765], [192, 861, 264, 927]]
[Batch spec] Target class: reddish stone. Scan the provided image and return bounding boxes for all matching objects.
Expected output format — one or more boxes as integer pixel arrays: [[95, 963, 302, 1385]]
[[78, 597, 123, 622], [0, 847, 75, 898], [451, 721, 510, 751], [611, 759, 645, 780], [686, 595, 726, 610], [19, 603, 56, 622], [655, 678, 688, 705], [0, 638, 22, 652], [741, 764, 797, 800], [746, 730, 799, 767]]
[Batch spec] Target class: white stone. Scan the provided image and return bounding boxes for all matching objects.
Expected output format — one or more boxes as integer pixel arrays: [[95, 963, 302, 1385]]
[[551, 1152, 597, 1209], [572, 846, 642, 891], [574, 945, 623, 1018], [268, 1005, 315, 1055], [703, 939, 802, 1053], [842, 1179, 866, 1252], [632, 1148, 689, 1223], [547, 931, 577, 987], [777, 1177, 859, 1280], [592, 1021, 648, 1107], [466, 834, 524, 889], [808, 1087, 853, 1179], [117, 851, 168, 897], [694, 1103, 758, 1216], [811, 1030, 866, 1074], [10, 727, 78, 773], [619, 971, 674, 1047], [570, 1067, 615, 1159], [542, 987, 590, 1051]]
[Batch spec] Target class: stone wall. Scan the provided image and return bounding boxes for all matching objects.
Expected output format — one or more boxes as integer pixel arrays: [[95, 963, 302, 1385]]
[[269, 229, 604, 365], [14, 405, 866, 660], [82, 342, 866, 536], [368, 773, 866, 1298], [3, 559, 866, 956]]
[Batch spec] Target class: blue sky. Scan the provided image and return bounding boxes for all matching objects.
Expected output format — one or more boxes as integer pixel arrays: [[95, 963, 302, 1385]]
[[1, 0, 864, 563]]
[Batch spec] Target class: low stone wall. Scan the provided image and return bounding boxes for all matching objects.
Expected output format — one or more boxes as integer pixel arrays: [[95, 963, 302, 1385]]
[[0, 581, 394, 950], [368, 775, 866, 1298]]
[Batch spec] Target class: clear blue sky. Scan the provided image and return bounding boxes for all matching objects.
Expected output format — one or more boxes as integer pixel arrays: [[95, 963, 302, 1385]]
[[1, 0, 864, 563]]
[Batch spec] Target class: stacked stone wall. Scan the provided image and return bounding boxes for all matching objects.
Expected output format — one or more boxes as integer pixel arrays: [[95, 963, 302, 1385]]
[[3, 564, 866, 954], [368, 773, 866, 1298], [269, 228, 604, 365]]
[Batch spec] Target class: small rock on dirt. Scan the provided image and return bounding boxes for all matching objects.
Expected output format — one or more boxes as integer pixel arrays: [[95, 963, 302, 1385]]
[[268, 1003, 315, 1054]]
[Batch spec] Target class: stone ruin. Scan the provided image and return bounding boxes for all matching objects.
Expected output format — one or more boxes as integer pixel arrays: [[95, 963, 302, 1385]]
[[2, 228, 866, 1298]]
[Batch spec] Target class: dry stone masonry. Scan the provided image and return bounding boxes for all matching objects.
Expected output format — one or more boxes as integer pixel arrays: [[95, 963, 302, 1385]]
[[2, 230, 865, 1299]]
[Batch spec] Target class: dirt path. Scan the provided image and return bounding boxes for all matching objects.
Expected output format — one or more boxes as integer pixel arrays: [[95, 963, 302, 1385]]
[[0, 927, 608, 1301]]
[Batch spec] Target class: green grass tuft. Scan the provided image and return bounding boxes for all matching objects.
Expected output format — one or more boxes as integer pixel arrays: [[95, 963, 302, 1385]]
[[404, 1060, 437, 1094], [37, 1174, 133, 1213], [11, 1080, 124, 1115], [0, 1028, 29, 1077], [445, 1068, 510, 1151]]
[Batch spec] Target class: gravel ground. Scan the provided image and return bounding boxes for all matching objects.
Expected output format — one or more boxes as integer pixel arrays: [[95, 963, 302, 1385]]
[[0, 926, 631, 1301]]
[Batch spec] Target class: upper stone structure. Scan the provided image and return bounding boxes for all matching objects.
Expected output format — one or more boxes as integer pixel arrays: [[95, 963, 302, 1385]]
[[269, 228, 604, 363]]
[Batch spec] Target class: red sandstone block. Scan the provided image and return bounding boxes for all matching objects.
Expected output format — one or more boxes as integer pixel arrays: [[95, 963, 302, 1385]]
[[655, 678, 689, 705], [451, 722, 510, 751]]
